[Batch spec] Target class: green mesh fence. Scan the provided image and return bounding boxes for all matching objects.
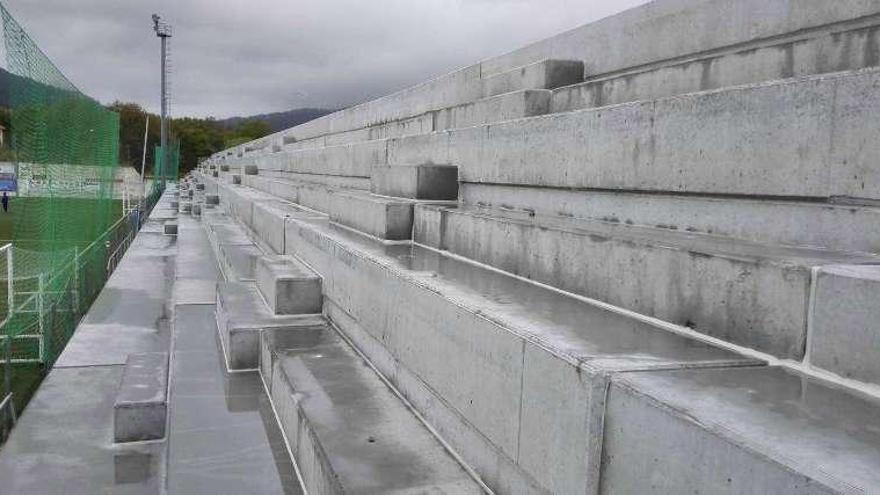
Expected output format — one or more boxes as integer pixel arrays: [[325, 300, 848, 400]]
[[152, 141, 180, 197], [0, 3, 163, 437]]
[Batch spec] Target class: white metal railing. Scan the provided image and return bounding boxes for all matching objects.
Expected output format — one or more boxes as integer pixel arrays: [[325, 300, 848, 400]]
[[1, 242, 13, 434], [0, 391, 15, 434]]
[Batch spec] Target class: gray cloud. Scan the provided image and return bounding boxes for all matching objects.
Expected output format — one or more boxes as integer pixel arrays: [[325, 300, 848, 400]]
[[1, 0, 649, 118]]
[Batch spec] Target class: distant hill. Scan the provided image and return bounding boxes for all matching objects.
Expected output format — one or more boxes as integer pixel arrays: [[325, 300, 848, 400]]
[[216, 107, 334, 133]]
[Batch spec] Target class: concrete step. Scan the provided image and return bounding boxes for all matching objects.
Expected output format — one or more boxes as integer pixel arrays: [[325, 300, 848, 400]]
[[260, 324, 483, 494], [809, 265, 880, 386], [329, 190, 416, 240], [215, 281, 325, 370], [370, 164, 458, 200], [604, 366, 880, 494], [482, 59, 583, 98], [389, 67, 880, 202], [281, 213, 758, 494], [219, 243, 262, 282], [251, 200, 326, 254], [255, 254, 322, 315], [458, 183, 880, 255], [244, 172, 368, 195], [113, 351, 169, 443], [433, 89, 551, 132], [551, 19, 880, 113], [255, 139, 386, 178], [413, 204, 880, 360]]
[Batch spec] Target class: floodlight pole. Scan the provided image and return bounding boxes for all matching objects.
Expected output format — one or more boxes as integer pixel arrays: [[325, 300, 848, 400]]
[[152, 14, 171, 189]]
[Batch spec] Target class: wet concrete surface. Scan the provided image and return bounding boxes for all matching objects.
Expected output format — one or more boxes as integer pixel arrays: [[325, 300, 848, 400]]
[[293, 218, 758, 370], [268, 325, 483, 493], [166, 215, 302, 494], [56, 231, 175, 368], [0, 192, 179, 493], [605, 366, 880, 493], [0, 367, 164, 494]]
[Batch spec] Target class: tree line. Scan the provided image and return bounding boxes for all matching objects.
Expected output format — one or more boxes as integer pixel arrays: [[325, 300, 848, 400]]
[[110, 101, 273, 178]]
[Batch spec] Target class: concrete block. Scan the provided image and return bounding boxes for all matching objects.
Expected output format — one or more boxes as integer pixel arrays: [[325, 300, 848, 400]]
[[215, 281, 324, 370], [434, 89, 551, 132], [219, 243, 262, 282], [191, 204, 201, 216], [413, 203, 446, 249], [212, 171, 218, 178], [163, 222, 178, 235], [205, 194, 219, 205], [255, 255, 322, 315], [809, 265, 880, 385], [329, 190, 414, 240], [209, 223, 253, 247], [113, 352, 168, 443], [482, 59, 583, 98], [251, 200, 325, 254], [243, 164, 258, 175], [262, 323, 484, 494], [602, 367, 880, 494], [231, 174, 241, 185], [370, 164, 458, 200]]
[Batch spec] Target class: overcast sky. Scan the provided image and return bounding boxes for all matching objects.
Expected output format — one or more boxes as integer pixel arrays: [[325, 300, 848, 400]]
[[1, 0, 649, 118]]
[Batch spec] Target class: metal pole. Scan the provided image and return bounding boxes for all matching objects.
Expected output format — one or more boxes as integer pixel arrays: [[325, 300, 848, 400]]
[[160, 35, 168, 190], [140, 114, 149, 198], [3, 246, 12, 410], [72, 247, 79, 314], [37, 274, 44, 363]]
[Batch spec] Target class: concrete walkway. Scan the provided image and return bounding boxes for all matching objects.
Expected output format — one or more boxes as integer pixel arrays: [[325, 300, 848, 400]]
[[0, 192, 178, 494], [165, 213, 302, 494], [0, 191, 302, 494]]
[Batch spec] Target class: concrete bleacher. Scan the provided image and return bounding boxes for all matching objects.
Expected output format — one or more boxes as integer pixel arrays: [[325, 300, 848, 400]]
[[189, 1, 880, 493], [9, 1, 873, 490]]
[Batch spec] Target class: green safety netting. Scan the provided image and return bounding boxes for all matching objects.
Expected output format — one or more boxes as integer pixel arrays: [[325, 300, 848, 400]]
[[0, 3, 166, 433]]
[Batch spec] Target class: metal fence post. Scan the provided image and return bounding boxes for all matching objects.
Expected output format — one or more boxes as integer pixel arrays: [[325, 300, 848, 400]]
[[72, 247, 80, 315], [37, 274, 46, 363], [3, 245, 13, 430]]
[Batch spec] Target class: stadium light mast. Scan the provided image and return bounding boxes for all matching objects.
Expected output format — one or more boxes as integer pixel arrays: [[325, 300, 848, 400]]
[[152, 14, 172, 188]]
